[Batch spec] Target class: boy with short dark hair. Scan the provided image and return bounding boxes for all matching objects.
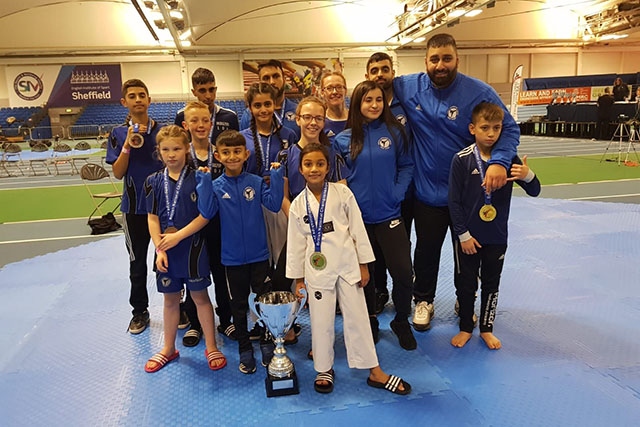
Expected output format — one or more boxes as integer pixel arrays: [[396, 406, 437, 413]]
[[448, 102, 540, 350], [209, 130, 285, 373], [106, 78, 164, 334], [175, 67, 239, 144]]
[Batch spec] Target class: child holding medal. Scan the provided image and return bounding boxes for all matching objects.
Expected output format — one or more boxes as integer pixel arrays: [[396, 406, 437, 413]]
[[333, 80, 415, 350], [287, 143, 411, 395], [144, 125, 226, 373], [448, 102, 540, 350], [106, 79, 164, 335], [179, 101, 236, 347]]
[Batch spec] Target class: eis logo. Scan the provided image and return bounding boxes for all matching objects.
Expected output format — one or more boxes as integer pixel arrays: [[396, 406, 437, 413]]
[[14, 72, 44, 101]]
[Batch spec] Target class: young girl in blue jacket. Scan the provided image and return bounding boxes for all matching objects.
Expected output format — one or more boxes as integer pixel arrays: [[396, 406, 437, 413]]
[[334, 80, 416, 351]]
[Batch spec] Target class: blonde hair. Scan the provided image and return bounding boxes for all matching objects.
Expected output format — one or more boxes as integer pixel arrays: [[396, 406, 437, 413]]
[[155, 125, 192, 165], [183, 100, 210, 119]]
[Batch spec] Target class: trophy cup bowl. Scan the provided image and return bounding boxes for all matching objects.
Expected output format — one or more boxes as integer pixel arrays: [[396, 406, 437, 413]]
[[249, 290, 307, 397]]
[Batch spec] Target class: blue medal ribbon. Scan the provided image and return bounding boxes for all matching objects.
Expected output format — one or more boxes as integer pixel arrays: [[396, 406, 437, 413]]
[[305, 181, 328, 253], [258, 130, 273, 176], [274, 98, 286, 127], [473, 144, 492, 206], [208, 107, 217, 141], [190, 143, 213, 171], [163, 166, 187, 227]]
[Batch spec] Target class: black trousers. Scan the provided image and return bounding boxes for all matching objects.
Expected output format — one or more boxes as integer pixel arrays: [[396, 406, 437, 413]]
[[225, 260, 271, 354], [374, 197, 414, 295], [183, 215, 232, 329], [412, 201, 454, 304], [454, 242, 507, 333], [123, 213, 151, 315], [364, 218, 414, 321]]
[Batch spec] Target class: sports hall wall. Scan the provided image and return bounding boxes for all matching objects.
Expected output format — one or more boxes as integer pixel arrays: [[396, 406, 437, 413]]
[[0, 47, 638, 107]]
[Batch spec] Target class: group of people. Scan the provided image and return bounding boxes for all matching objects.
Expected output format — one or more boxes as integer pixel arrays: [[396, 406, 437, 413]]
[[596, 79, 640, 139], [106, 33, 540, 395]]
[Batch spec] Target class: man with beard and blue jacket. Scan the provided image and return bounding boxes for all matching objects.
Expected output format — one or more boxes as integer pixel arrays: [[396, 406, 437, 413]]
[[393, 33, 519, 332]]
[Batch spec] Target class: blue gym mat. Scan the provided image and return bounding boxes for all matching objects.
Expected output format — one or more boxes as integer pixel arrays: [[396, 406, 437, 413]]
[[0, 197, 639, 426]]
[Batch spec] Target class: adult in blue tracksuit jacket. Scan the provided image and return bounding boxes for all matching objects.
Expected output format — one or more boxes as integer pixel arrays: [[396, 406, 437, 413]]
[[392, 33, 519, 326], [333, 80, 417, 351]]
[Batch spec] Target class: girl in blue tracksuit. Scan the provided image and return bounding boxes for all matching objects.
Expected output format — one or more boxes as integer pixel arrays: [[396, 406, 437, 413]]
[[208, 130, 285, 374], [333, 80, 416, 351]]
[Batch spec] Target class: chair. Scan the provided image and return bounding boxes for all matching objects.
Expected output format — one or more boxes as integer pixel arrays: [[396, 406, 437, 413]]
[[71, 140, 92, 174], [80, 163, 122, 222], [52, 142, 73, 175], [29, 141, 51, 175], [0, 143, 25, 177]]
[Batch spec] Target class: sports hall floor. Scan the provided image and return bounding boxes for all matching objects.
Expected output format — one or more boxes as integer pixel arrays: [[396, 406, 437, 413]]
[[0, 136, 639, 426]]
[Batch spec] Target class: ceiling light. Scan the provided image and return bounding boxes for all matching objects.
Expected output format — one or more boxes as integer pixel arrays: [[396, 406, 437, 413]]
[[465, 10, 483, 17]]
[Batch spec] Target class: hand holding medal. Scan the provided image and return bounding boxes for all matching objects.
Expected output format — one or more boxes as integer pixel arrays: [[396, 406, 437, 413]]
[[129, 123, 144, 148]]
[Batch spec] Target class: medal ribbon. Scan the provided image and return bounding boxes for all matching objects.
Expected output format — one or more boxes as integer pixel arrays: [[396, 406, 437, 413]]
[[163, 166, 187, 227], [208, 106, 217, 141], [129, 118, 152, 135], [305, 181, 328, 253], [274, 98, 286, 127], [190, 143, 213, 171], [472, 144, 492, 205], [258, 130, 273, 175]]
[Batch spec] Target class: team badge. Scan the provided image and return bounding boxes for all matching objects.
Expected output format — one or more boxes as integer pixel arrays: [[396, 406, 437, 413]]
[[378, 137, 391, 150], [314, 291, 322, 300], [243, 186, 255, 201], [161, 277, 172, 288], [396, 114, 407, 126], [282, 138, 289, 149], [447, 106, 459, 121], [285, 111, 296, 122], [190, 191, 197, 202]]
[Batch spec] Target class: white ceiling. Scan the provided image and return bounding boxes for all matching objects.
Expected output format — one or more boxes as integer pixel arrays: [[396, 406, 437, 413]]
[[0, 0, 639, 59]]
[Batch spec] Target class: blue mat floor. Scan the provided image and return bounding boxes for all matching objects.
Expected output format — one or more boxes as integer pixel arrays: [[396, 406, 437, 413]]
[[0, 197, 639, 426]]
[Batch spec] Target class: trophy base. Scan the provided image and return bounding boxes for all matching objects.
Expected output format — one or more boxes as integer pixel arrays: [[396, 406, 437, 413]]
[[265, 370, 299, 397]]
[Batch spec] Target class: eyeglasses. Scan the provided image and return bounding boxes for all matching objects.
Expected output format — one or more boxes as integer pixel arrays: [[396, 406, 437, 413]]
[[323, 85, 346, 93], [299, 114, 325, 123]]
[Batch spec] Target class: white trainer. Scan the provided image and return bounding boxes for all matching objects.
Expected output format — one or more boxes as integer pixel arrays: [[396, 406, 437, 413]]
[[412, 301, 434, 331]]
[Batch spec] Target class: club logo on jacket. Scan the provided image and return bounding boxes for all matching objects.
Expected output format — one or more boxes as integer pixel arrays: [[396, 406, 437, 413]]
[[314, 291, 322, 300], [243, 186, 255, 201], [447, 106, 459, 121], [285, 111, 296, 122], [378, 137, 391, 150], [190, 191, 197, 202], [161, 277, 172, 288], [396, 114, 407, 126]]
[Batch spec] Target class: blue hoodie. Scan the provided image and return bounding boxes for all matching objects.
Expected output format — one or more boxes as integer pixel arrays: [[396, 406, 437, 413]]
[[334, 118, 413, 224], [393, 72, 519, 207]]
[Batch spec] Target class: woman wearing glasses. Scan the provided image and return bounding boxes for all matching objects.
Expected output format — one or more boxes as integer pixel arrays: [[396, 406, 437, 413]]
[[321, 72, 349, 143]]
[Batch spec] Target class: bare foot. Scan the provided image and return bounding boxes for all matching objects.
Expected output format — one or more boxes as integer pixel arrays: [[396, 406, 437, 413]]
[[480, 332, 501, 350], [451, 331, 473, 348]]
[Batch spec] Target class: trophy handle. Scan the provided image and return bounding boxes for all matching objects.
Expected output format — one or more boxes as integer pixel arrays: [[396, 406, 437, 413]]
[[295, 288, 307, 320], [248, 292, 263, 327]]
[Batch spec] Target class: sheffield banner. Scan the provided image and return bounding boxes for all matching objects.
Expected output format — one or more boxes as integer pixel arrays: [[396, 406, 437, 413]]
[[6, 64, 122, 107]]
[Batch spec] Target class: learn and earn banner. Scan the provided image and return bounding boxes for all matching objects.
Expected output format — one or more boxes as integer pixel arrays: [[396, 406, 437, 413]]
[[6, 64, 122, 107]]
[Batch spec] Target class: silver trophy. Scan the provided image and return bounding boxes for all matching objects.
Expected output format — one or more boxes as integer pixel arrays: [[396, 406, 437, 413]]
[[249, 290, 307, 397]]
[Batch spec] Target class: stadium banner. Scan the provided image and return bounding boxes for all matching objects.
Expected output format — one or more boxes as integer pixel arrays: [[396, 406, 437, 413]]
[[242, 59, 343, 98], [6, 64, 122, 108]]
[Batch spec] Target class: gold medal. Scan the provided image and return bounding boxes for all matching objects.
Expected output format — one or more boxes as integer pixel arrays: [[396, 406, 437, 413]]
[[479, 204, 497, 222], [164, 226, 178, 234], [310, 252, 327, 270]]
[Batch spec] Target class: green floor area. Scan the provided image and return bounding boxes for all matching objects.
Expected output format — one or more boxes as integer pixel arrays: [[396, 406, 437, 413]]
[[1, 154, 639, 223], [528, 154, 640, 185], [0, 184, 120, 223]]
